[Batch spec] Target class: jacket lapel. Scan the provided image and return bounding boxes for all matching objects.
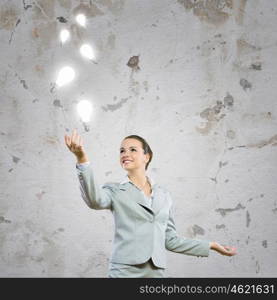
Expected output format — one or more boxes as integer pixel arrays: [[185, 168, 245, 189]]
[[119, 175, 165, 216]]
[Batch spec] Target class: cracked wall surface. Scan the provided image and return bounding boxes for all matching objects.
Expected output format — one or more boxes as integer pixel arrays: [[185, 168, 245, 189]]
[[0, 0, 277, 277]]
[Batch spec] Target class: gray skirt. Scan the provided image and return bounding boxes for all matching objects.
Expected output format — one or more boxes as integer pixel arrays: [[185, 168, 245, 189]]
[[108, 258, 165, 278]]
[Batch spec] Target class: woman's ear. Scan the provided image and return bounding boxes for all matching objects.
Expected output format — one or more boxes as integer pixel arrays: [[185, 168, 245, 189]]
[[145, 153, 150, 164]]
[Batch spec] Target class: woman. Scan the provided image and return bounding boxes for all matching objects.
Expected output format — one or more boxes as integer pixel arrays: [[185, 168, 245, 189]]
[[64, 129, 237, 278]]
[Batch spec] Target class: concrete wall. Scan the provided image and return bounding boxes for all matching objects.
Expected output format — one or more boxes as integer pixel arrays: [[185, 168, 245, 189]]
[[0, 0, 276, 277]]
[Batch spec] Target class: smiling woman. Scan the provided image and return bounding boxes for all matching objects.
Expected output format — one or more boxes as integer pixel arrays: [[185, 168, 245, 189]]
[[64, 129, 237, 278]]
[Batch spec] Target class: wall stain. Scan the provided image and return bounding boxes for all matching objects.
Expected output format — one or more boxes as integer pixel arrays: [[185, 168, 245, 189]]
[[12, 155, 20, 164], [31, 22, 58, 55], [127, 55, 140, 71], [250, 62, 262, 70], [23, 0, 32, 10], [177, 0, 233, 26], [246, 210, 251, 227], [245, 134, 277, 149], [223, 93, 234, 108], [262, 240, 267, 248], [216, 224, 226, 229], [255, 260, 260, 273], [196, 93, 234, 135], [236, 39, 261, 56], [102, 97, 130, 112], [53, 99, 63, 108], [56, 16, 67, 23], [240, 78, 252, 91], [0, 4, 19, 30], [215, 203, 245, 216], [234, 0, 247, 25], [192, 224, 205, 236], [0, 216, 12, 224], [31, 0, 55, 20]]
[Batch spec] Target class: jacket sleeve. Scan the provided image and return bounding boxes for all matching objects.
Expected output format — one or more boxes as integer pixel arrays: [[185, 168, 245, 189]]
[[76, 162, 114, 210], [165, 191, 210, 257]]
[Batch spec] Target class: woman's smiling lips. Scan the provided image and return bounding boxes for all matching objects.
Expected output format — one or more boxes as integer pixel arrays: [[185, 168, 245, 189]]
[[122, 159, 133, 164]]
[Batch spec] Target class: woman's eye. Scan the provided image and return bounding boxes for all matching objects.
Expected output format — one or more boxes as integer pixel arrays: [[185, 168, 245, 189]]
[[131, 149, 136, 151]]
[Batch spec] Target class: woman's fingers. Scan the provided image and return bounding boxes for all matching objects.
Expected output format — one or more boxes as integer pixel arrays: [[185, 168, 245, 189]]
[[65, 129, 86, 157], [71, 128, 77, 144], [223, 245, 237, 256], [64, 134, 71, 148]]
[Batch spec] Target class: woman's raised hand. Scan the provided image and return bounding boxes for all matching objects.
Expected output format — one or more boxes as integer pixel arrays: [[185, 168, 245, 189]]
[[64, 129, 88, 162], [210, 242, 237, 256]]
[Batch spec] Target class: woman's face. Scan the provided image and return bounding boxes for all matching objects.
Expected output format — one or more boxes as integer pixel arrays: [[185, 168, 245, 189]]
[[119, 138, 150, 171]]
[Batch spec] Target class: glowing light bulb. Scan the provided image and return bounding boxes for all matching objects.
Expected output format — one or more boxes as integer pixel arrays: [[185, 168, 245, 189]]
[[80, 44, 95, 60], [56, 66, 75, 87], [77, 100, 92, 123], [76, 14, 86, 27], [60, 29, 70, 44]]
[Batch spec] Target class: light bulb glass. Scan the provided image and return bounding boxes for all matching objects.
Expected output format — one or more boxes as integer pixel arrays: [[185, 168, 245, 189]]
[[80, 44, 94, 60], [56, 66, 75, 87], [77, 100, 92, 123], [60, 29, 70, 43], [76, 14, 86, 27]]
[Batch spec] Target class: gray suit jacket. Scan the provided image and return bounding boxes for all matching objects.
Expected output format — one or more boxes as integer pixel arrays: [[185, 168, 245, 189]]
[[76, 163, 210, 268]]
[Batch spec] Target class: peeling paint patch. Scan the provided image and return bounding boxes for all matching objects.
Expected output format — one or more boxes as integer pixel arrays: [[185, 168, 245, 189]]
[[236, 39, 261, 56], [223, 93, 234, 108], [12, 155, 20, 164], [196, 93, 234, 135], [262, 240, 267, 248], [32, 0, 55, 20], [0, 5, 19, 30], [235, 0, 247, 25], [127, 55, 140, 71], [23, 0, 32, 10], [53, 99, 63, 108], [0, 216, 12, 224], [246, 210, 251, 227], [215, 203, 245, 216], [246, 134, 277, 149], [56, 16, 67, 23], [216, 224, 226, 229], [102, 97, 129, 112], [250, 63, 262, 70], [192, 224, 205, 236], [177, 0, 233, 26], [20, 79, 28, 89], [240, 78, 252, 91], [219, 161, 228, 168]]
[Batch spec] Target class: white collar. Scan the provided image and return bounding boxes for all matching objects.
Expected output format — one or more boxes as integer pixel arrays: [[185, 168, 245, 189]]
[[119, 174, 155, 186]]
